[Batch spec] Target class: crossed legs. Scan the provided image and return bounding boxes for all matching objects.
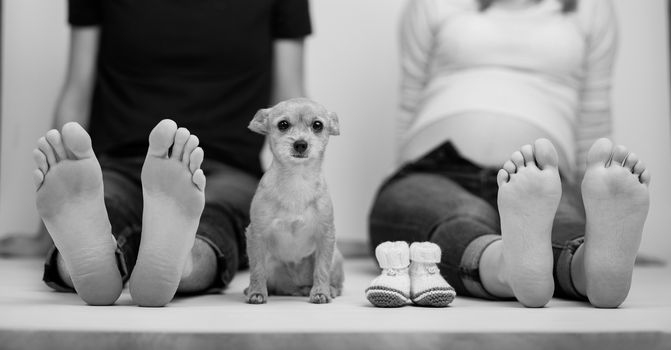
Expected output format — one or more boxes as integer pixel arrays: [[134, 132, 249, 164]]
[[369, 138, 650, 308]]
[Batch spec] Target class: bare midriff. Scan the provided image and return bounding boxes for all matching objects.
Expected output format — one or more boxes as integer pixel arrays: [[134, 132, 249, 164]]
[[404, 112, 570, 171]]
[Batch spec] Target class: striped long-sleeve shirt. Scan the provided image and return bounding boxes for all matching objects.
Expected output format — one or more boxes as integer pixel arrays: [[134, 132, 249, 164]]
[[397, 0, 617, 178]]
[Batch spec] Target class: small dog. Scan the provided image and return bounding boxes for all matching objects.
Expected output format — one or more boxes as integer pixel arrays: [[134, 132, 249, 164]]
[[245, 98, 344, 304]]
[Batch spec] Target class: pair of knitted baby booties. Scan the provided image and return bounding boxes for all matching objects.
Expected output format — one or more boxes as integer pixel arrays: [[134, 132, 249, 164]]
[[366, 241, 456, 307]]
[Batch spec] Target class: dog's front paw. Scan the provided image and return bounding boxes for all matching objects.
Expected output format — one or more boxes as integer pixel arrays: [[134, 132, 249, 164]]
[[245, 286, 268, 304], [310, 293, 330, 304], [247, 293, 267, 304], [309, 287, 332, 304]]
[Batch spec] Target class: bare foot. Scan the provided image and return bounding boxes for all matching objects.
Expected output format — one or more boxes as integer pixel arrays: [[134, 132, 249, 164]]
[[496, 138, 561, 307], [581, 138, 650, 308], [128, 120, 206, 307], [33, 123, 121, 305]]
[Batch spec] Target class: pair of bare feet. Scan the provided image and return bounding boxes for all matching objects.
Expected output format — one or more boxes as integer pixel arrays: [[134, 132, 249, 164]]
[[34, 125, 650, 309], [34, 120, 206, 306], [482, 138, 650, 308]]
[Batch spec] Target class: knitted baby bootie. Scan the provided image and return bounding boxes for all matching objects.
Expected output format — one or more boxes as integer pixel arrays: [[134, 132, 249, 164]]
[[365, 241, 411, 307], [409, 242, 456, 307]]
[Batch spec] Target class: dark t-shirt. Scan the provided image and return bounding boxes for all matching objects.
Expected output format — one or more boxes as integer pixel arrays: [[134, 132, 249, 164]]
[[68, 0, 311, 177]]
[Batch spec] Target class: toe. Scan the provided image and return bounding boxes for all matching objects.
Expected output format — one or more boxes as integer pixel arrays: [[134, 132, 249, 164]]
[[182, 135, 199, 164], [520, 144, 536, 167], [623, 152, 639, 172], [192, 169, 206, 191], [533, 138, 559, 170], [189, 147, 204, 174], [45, 130, 67, 161], [61, 122, 95, 159], [33, 149, 49, 174], [37, 136, 57, 168], [33, 169, 45, 189], [147, 119, 178, 158], [633, 160, 646, 176], [503, 160, 516, 174], [170, 127, 190, 160], [639, 169, 651, 185], [497, 169, 509, 187], [586, 138, 614, 168], [511, 151, 525, 169], [611, 145, 629, 168]]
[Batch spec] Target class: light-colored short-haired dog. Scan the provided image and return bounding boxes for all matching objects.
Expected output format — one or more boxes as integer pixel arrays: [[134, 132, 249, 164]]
[[245, 98, 344, 304]]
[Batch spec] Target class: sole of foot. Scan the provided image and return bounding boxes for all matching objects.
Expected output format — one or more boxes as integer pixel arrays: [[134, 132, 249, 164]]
[[34, 122, 121, 305], [581, 138, 650, 308], [496, 138, 562, 308], [128, 120, 206, 307]]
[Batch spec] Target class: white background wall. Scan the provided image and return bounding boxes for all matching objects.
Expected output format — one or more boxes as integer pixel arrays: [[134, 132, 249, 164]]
[[609, 0, 671, 262], [0, 0, 67, 235], [2, 0, 670, 260]]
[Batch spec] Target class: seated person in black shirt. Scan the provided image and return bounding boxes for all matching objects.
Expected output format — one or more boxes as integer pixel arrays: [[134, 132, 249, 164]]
[[32, 0, 311, 307]]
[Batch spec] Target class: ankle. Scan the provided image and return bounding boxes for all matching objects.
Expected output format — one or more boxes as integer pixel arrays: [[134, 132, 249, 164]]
[[177, 237, 218, 292], [570, 243, 587, 296], [479, 240, 514, 297]]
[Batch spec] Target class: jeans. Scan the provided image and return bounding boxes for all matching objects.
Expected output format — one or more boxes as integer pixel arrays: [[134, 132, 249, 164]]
[[43, 155, 258, 292], [369, 142, 586, 300]]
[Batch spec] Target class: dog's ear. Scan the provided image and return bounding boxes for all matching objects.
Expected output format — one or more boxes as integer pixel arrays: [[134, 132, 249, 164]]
[[327, 111, 340, 136], [249, 108, 271, 135]]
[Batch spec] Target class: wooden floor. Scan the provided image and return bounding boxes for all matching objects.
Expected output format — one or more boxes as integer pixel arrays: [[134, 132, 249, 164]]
[[0, 257, 670, 350]]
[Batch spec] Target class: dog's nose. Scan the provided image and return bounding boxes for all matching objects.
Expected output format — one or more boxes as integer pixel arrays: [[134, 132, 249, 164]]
[[293, 140, 308, 154]]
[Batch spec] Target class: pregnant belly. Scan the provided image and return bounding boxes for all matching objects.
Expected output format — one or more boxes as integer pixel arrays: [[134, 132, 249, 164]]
[[406, 112, 570, 170]]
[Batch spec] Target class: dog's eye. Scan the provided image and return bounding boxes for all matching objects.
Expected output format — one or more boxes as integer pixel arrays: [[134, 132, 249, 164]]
[[312, 121, 324, 133], [277, 120, 290, 131]]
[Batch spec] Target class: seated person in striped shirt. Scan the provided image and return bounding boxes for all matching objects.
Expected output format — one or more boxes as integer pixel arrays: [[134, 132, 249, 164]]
[[368, 0, 650, 308]]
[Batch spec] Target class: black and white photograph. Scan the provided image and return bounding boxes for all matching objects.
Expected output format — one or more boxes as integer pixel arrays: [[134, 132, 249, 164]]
[[0, 0, 669, 349]]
